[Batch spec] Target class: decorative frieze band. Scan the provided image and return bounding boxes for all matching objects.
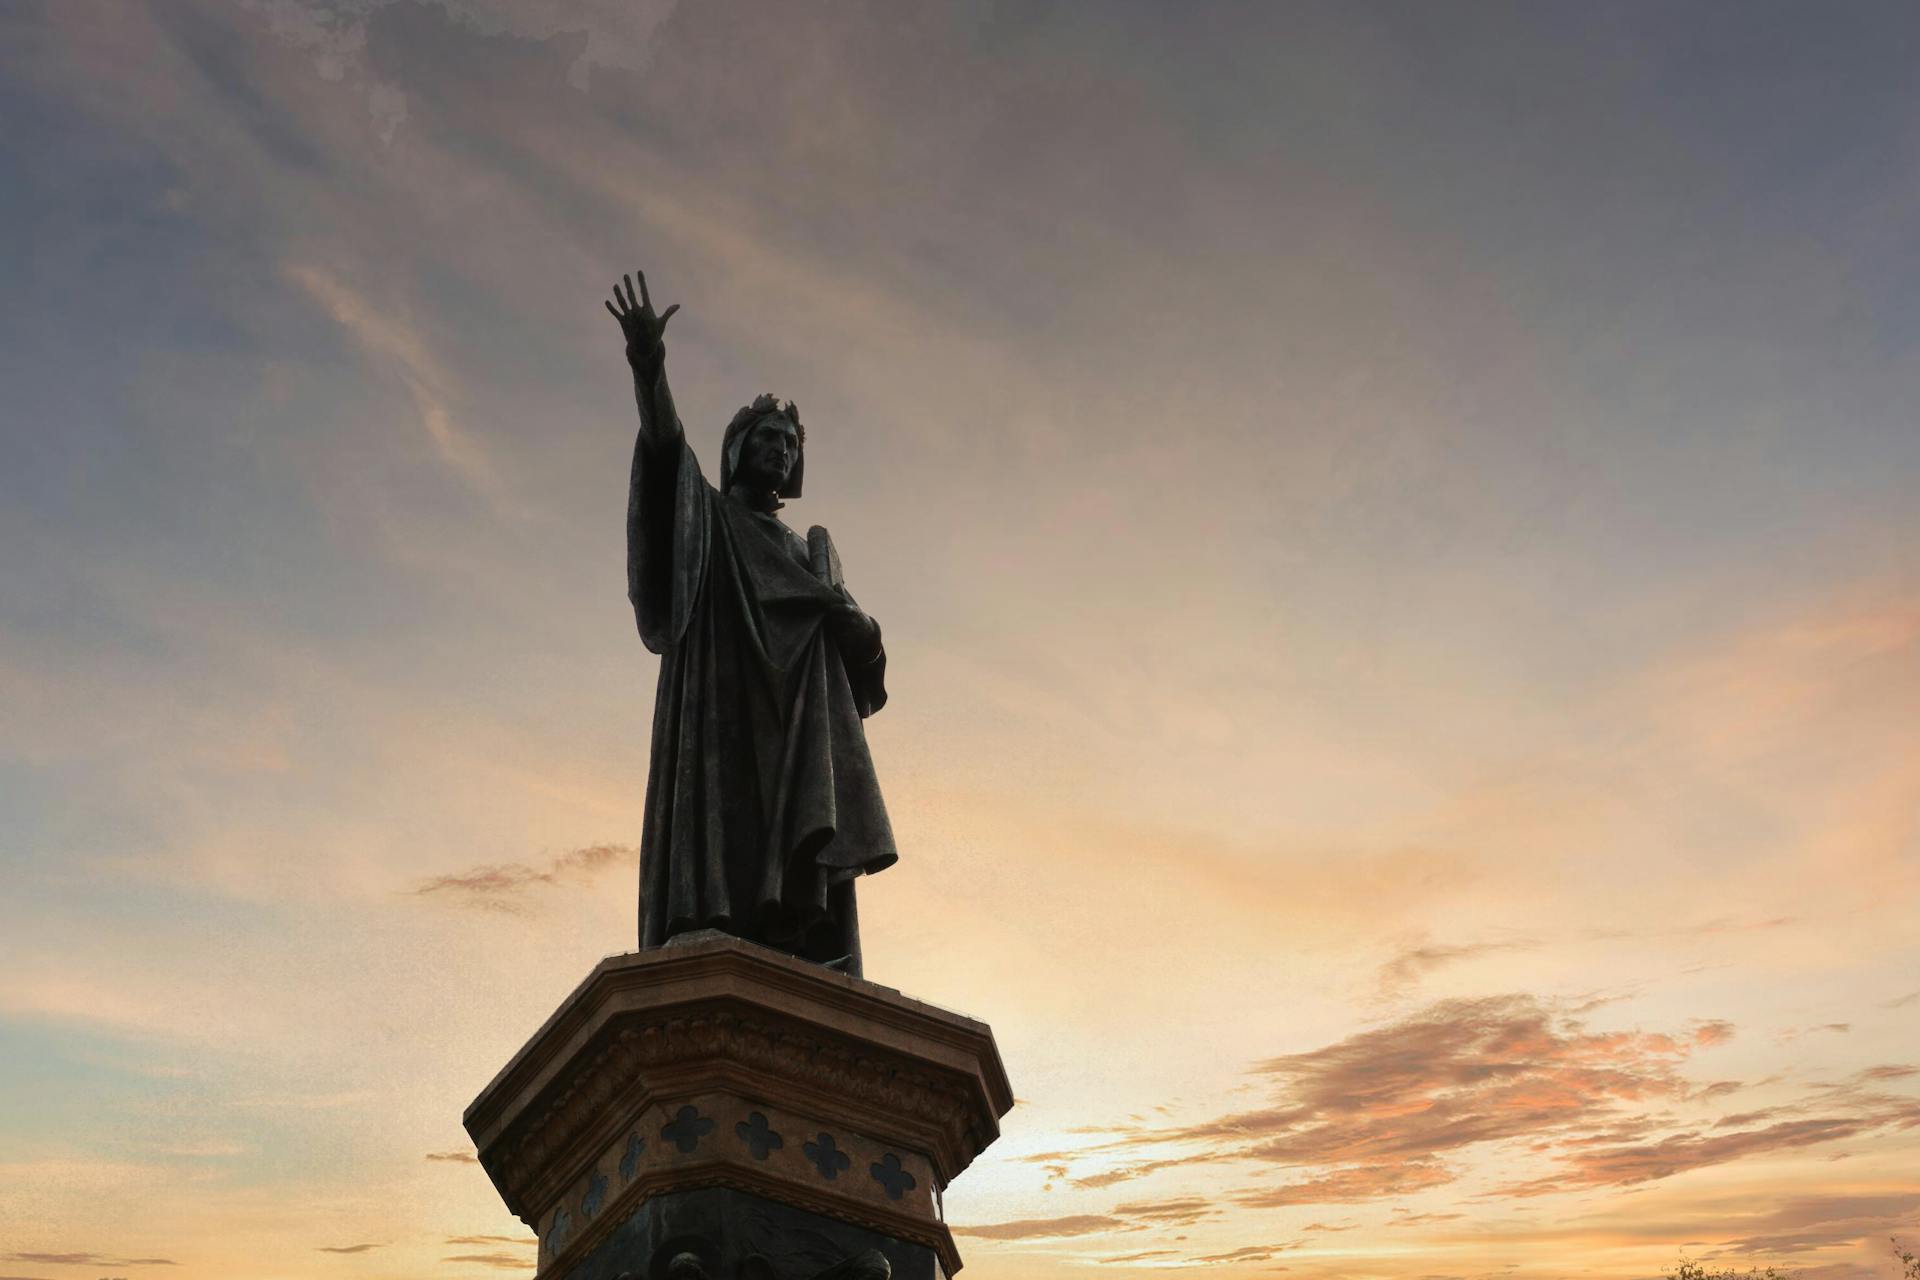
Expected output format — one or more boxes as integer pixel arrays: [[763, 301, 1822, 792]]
[[485, 1007, 983, 1219]]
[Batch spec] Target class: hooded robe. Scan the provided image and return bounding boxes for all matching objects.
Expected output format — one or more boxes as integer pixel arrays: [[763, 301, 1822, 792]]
[[627, 397, 894, 975]]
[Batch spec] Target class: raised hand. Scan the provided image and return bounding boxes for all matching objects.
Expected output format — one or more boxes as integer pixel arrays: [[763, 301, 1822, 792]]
[[605, 269, 680, 366]]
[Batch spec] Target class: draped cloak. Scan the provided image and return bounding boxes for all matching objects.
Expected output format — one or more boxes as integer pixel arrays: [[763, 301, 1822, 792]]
[[628, 426, 894, 973]]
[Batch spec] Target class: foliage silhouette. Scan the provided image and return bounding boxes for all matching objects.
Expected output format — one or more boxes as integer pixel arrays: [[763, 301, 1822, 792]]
[[1663, 1238, 1919, 1280]]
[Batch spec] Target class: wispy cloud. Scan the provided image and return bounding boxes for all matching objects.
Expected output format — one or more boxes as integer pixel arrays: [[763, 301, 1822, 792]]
[[424, 1151, 480, 1164], [955, 1195, 1216, 1252], [1501, 1104, 1920, 1198], [1856, 1065, 1919, 1083], [1, 1257, 176, 1268], [1376, 937, 1540, 996], [1377, 918, 1798, 998], [1232, 1161, 1455, 1208], [284, 263, 505, 507], [0, 976, 206, 1042], [410, 842, 633, 913], [441, 1254, 532, 1271], [952, 1215, 1128, 1241], [1721, 1192, 1920, 1256], [314, 1244, 381, 1255], [1651, 599, 1920, 767], [1108, 1197, 1216, 1228], [1189, 1243, 1298, 1264]]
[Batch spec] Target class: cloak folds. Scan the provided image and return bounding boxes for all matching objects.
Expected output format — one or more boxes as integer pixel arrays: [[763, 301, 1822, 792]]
[[629, 431, 894, 974]]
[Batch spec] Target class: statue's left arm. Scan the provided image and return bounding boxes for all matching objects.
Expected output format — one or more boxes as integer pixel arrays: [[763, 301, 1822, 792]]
[[829, 599, 883, 668], [829, 594, 887, 716]]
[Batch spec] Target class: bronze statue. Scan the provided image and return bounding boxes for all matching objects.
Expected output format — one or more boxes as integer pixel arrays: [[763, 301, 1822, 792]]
[[608, 270, 894, 977]]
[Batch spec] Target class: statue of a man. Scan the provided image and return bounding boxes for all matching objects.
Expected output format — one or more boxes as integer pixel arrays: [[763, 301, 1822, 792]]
[[607, 270, 895, 977]]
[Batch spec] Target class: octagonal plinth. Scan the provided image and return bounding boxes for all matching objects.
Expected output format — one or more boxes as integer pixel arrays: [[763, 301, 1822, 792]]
[[464, 933, 1013, 1278]]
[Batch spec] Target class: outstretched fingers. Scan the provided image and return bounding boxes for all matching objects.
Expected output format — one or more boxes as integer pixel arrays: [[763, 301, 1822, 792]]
[[607, 270, 676, 331]]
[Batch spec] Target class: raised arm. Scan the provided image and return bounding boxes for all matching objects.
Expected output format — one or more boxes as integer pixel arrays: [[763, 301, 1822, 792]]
[[611, 269, 701, 645], [605, 270, 684, 450]]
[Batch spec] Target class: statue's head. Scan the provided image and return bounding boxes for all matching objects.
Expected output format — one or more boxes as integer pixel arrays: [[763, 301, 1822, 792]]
[[721, 394, 805, 500]]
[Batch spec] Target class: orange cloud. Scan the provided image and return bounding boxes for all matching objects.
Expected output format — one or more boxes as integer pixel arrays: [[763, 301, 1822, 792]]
[[1692, 1021, 1737, 1048], [1036, 991, 1920, 1217], [1223, 995, 1700, 1159]]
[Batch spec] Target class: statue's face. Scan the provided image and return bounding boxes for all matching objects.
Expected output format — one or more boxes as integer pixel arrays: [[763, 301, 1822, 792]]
[[739, 417, 799, 490]]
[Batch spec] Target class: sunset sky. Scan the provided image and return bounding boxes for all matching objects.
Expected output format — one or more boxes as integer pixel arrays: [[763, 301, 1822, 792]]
[[3, 3, 1919, 1278]]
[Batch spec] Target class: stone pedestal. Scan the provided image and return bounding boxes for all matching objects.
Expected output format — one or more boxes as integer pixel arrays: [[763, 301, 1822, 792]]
[[465, 933, 1013, 1280]]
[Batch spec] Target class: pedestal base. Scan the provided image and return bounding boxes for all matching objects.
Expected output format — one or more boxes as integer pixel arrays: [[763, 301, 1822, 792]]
[[549, 1185, 943, 1280], [464, 933, 1012, 1279]]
